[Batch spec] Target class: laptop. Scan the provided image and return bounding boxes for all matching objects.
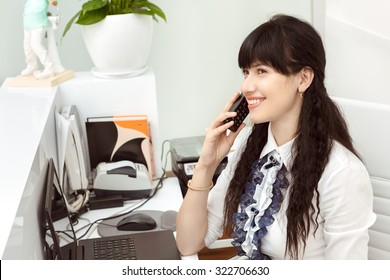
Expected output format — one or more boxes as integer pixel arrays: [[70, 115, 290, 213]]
[[44, 158, 181, 260]]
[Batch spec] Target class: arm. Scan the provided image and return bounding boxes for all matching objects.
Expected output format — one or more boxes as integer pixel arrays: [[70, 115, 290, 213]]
[[176, 92, 245, 256]]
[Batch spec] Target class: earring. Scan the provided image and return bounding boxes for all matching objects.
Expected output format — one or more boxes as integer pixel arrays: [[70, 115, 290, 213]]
[[299, 92, 303, 98]]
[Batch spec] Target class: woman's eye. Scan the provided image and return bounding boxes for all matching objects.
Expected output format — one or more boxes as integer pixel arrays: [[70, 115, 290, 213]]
[[257, 68, 266, 74], [242, 69, 249, 77]]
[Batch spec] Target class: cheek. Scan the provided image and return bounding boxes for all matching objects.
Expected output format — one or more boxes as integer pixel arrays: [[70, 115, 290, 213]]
[[248, 77, 299, 123], [276, 93, 297, 111], [249, 91, 299, 123], [272, 81, 300, 109]]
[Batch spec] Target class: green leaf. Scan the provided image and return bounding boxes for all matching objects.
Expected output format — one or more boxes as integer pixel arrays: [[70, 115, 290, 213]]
[[144, 2, 166, 22], [76, 7, 109, 25], [81, 0, 108, 14], [131, 0, 166, 22], [134, 10, 154, 16], [62, 10, 81, 38]]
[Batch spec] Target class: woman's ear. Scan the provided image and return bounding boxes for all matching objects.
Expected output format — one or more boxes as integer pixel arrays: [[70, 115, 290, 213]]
[[298, 67, 314, 93]]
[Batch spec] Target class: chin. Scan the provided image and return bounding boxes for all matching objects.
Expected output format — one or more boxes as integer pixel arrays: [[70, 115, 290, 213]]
[[250, 115, 269, 124]]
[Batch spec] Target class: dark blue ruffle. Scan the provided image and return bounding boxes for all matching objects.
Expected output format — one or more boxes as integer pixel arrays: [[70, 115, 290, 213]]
[[231, 154, 289, 260]]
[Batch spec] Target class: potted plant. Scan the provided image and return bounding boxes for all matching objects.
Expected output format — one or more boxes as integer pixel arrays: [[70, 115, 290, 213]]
[[63, 0, 166, 78]]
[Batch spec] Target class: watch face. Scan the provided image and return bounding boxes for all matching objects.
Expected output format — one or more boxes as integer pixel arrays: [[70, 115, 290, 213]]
[[183, 162, 197, 176]]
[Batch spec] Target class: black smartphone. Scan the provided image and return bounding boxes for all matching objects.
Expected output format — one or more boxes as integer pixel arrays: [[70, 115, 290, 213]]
[[223, 93, 249, 132]]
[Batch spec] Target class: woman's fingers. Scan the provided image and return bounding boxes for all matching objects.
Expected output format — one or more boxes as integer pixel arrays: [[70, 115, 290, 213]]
[[210, 91, 242, 130], [222, 92, 241, 112], [226, 122, 246, 144], [202, 91, 246, 160], [209, 111, 236, 130]]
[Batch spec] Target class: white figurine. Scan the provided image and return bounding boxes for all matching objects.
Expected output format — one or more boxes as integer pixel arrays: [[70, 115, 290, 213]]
[[47, 15, 65, 74], [21, 0, 60, 79]]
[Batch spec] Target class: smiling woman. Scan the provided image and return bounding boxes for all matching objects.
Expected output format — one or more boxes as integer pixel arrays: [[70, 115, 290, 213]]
[[241, 63, 311, 135], [176, 14, 376, 260]]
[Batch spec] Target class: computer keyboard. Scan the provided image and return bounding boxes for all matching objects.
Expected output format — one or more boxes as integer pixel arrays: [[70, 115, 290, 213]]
[[93, 236, 137, 260]]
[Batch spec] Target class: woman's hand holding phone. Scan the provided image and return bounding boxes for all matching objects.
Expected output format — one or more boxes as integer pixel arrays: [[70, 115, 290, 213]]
[[223, 92, 249, 132], [197, 92, 247, 171]]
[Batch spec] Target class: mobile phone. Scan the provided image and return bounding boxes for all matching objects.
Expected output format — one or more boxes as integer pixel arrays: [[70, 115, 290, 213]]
[[223, 93, 249, 132]]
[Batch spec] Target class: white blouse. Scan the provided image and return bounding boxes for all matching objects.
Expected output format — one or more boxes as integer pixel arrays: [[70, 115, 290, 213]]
[[205, 126, 376, 259]]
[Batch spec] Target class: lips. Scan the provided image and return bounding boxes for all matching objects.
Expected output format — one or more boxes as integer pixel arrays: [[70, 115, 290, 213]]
[[247, 97, 265, 108]]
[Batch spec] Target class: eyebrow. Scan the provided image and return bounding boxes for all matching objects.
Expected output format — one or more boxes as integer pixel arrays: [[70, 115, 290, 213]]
[[250, 61, 264, 68], [242, 61, 267, 70]]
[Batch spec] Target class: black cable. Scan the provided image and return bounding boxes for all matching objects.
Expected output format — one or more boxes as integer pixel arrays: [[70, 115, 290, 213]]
[[43, 226, 54, 260], [75, 175, 167, 240], [53, 169, 78, 259], [64, 137, 173, 240], [160, 139, 172, 175], [78, 139, 173, 238], [55, 178, 165, 240]]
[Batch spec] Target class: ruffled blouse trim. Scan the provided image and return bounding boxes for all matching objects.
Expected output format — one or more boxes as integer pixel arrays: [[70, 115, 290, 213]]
[[232, 152, 289, 259]]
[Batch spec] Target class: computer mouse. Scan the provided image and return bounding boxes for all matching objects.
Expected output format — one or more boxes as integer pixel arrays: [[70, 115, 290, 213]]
[[116, 213, 157, 231]]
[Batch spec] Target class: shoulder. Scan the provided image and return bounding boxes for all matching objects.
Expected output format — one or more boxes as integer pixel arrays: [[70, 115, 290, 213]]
[[327, 141, 367, 175], [318, 141, 372, 201]]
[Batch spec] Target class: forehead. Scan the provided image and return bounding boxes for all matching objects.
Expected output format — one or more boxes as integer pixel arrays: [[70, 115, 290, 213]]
[[243, 61, 271, 69]]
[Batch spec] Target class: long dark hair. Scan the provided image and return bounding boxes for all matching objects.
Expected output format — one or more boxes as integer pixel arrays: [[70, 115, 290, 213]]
[[223, 14, 359, 259]]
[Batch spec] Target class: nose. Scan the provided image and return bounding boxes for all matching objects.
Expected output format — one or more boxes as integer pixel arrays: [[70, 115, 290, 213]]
[[240, 74, 256, 97]]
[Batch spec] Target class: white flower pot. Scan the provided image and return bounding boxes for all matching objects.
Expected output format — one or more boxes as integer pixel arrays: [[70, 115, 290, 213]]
[[82, 14, 153, 78]]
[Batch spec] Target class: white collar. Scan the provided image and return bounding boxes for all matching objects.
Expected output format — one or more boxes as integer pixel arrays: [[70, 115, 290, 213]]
[[260, 124, 294, 171]]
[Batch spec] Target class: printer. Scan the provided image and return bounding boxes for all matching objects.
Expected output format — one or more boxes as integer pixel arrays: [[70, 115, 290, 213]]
[[170, 135, 227, 196], [93, 160, 153, 200]]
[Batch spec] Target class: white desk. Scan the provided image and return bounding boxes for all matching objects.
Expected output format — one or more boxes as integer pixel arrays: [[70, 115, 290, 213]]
[[0, 70, 170, 259], [57, 177, 183, 240], [0, 85, 59, 259], [52, 177, 197, 260]]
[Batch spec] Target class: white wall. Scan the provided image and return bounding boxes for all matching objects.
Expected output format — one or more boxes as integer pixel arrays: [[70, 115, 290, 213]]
[[314, 0, 390, 105], [148, 0, 312, 142], [0, 1, 311, 146]]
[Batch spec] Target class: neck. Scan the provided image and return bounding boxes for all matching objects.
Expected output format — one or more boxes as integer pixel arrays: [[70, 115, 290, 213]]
[[270, 96, 302, 146], [270, 119, 299, 146]]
